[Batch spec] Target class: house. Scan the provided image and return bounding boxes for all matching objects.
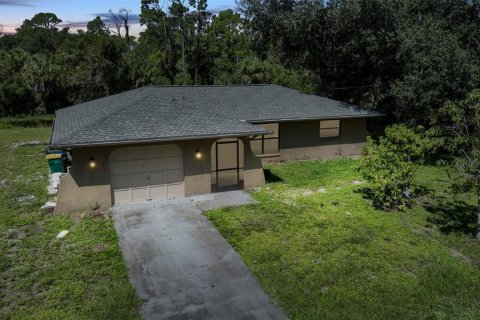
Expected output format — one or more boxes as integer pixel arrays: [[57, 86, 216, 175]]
[[49, 85, 381, 212]]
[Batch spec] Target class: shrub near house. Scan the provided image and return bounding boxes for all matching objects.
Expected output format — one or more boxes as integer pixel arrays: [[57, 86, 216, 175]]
[[358, 124, 425, 210]]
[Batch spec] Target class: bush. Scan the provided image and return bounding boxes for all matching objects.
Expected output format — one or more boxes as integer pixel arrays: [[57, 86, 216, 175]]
[[357, 124, 424, 210], [0, 115, 53, 129]]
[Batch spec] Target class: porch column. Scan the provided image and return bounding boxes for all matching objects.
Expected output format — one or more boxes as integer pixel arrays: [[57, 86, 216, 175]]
[[240, 137, 266, 189]]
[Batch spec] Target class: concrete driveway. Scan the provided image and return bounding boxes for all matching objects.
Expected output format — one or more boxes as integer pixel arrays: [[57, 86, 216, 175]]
[[111, 191, 288, 320]]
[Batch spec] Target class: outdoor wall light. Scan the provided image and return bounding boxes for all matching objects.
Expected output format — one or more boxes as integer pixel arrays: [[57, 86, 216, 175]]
[[88, 157, 97, 169], [195, 149, 202, 160]]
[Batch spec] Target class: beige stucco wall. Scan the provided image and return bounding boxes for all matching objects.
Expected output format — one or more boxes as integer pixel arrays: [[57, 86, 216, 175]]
[[54, 118, 369, 213], [55, 173, 112, 213], [241, 137, 266, 189], [262, 118, 369, 162], [55, 137, 265, 213]]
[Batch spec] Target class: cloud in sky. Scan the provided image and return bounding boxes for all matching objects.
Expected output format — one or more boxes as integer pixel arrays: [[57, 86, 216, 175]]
[[92, 12, 141, 24], [0, 0, 34, 6], [60, 12, 141, 31]]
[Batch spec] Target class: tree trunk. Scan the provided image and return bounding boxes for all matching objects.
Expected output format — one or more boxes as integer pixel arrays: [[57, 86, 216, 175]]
[[477, 184, 480, 240], [181, 20, 186, 74], [124, 21, 130, 52]]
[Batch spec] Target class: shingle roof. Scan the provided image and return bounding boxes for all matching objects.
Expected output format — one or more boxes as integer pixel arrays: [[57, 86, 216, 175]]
[[50, 84, 381, 147]]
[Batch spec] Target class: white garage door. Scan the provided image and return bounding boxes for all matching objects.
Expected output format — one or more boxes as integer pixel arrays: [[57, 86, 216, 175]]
[[110, 145, 184, 204]]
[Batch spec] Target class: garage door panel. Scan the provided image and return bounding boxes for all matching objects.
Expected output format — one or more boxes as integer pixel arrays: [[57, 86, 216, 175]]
[[164, 145, 182, 156], [166, 156, 182, 170], [147, 146, 167, 158], [130, 173, 148, 188], [148, 158, 166, 171], [149, 171, 166, 185], [166, 169, 183, 184], [130, 159, 147, 173], [111, 149, 128, 162], [111, 161, 128, 175], [111, 174, 130, 189], [131, 187, 149, 201], [150, 185, 167, 199], [114, 189, 131, 204], [128, 147, 146, 160]]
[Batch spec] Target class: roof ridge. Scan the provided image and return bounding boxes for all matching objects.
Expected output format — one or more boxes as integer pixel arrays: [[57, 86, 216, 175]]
[[150, 84, 271, 88], [58, 87, 152, 143]]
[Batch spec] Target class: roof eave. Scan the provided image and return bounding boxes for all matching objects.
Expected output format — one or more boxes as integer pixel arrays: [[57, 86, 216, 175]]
[[246, 113, 384, 124], [49, 130, 271, 148]]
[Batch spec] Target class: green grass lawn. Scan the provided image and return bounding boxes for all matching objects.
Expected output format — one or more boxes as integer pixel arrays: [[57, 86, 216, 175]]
[[0, 127, 140, 319], [206, 159, 480, 320]]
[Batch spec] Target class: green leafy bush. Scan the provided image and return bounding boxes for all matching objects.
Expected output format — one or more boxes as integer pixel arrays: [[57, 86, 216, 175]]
[[357, 124, 424, 210]]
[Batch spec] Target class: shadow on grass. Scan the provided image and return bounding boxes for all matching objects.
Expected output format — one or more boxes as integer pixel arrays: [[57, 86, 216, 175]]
[[354, 186, 429, 211], [264, 169, 283, 183], [425, 198, 477, 236]]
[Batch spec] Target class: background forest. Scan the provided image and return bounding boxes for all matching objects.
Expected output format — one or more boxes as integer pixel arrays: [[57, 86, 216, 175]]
[[1, 0, 479, 130]]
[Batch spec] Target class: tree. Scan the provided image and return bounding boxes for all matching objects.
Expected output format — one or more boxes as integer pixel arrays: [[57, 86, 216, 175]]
[[53, 26, 127, 103], [21, 54, 57, 114], [206, 9, 251, 84], [87, 16, 109, 35], [357, 124, 424, 210], [169, 0, 189, 75], [390, 19, 476, 126], [27, 12, 63, 29], [140, 0, 179, 83], [189, 0, 210, 84], [432, 90, 480, 239], [15, 12, 68, 54], [237, 0, 480, 125], [109, 8, 132, 51], [0, 49, 34, 115]]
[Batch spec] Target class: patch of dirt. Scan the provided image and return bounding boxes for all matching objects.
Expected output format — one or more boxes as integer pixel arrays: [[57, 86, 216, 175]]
[[92, 243, 108, 253], [89, 209, 109, 219], [6, 229, 25, 240], [331, 201, 340, 207], [69, 211, 83, 222], [283, 188, 328, 198], [17, 195, 37, 206], [352, 180, 365, 185], [69, 209, 108, 221], [10, 140, 48, 148], [450, 248, 472, 264]]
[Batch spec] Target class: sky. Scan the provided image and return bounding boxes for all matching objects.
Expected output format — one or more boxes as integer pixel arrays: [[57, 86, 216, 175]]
[[0, 0, 237, 34]]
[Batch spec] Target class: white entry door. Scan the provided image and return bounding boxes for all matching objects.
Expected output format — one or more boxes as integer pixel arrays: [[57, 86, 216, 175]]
[[110, 145, 184, 204]]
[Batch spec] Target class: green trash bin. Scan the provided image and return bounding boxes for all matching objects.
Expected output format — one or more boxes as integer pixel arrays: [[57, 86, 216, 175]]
[[46, 154, 63, 174]]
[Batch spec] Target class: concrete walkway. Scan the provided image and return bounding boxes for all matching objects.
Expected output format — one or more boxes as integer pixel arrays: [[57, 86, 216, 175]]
[[111, 191, 288, 320]]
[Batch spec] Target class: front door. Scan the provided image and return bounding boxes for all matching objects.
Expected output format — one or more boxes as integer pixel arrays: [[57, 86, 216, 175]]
[[211, 138, 244, 192]]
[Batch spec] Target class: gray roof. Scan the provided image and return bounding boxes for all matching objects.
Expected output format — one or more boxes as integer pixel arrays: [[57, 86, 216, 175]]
[[50, 85, 381, 147]]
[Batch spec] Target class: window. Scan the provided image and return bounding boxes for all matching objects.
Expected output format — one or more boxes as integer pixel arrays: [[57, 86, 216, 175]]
[[320, 120, 340, 138], [250, 123, 279, 155]]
